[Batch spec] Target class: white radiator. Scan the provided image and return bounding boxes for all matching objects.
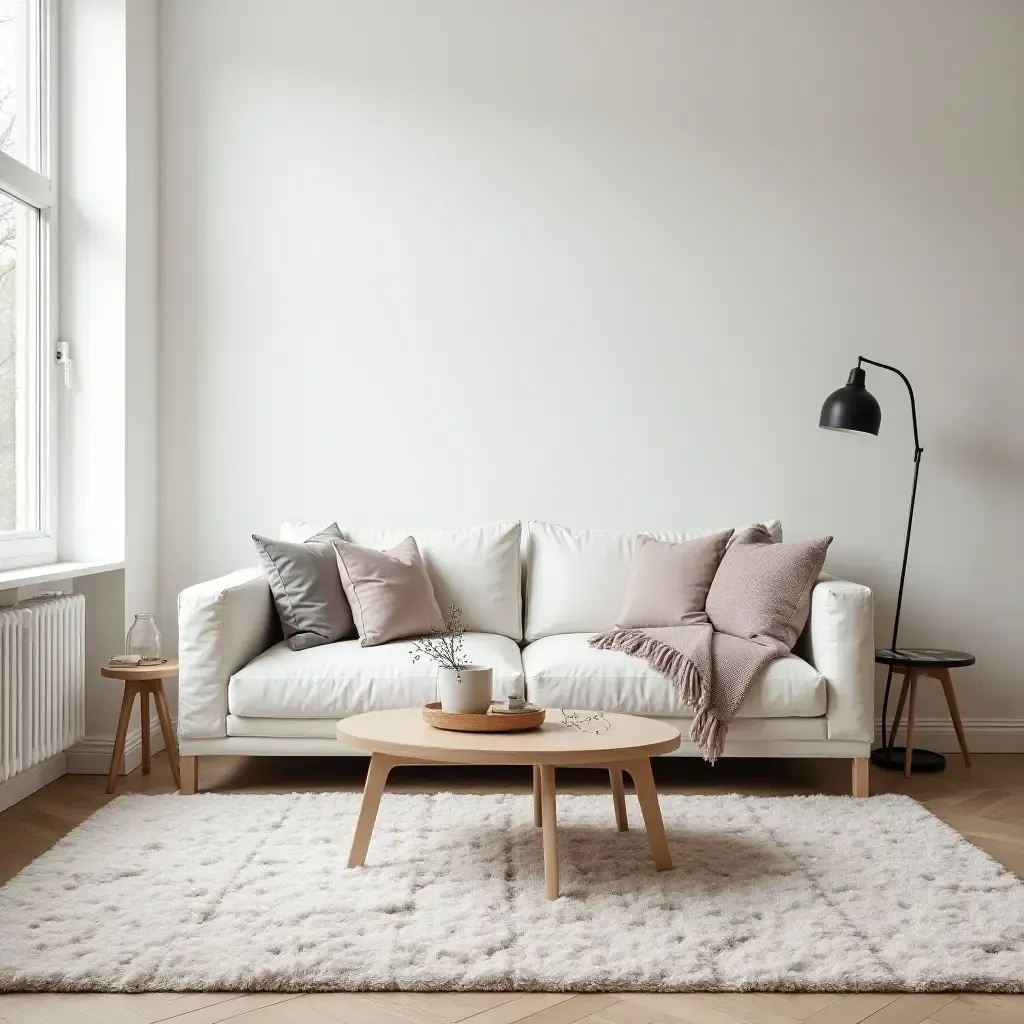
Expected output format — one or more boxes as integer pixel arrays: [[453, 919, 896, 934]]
[[0, 594, 86, 783]]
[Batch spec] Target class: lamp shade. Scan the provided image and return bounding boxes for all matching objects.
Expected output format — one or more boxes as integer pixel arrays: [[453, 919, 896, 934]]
[[819, 366, 882, 435]]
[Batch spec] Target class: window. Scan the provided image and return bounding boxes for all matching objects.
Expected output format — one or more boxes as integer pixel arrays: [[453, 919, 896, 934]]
[[0, 0, 55, 568]]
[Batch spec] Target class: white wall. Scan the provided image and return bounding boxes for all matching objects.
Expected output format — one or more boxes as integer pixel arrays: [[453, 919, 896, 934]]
[[59, 0, 162, 771], [60, 0, 159, 607], [159, 1, 1024, 730], [59, 0, 126, 566], [125, 0, 160, 630]]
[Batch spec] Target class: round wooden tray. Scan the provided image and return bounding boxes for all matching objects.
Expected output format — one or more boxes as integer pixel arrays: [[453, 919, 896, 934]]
[[422, 702, 546, 733]]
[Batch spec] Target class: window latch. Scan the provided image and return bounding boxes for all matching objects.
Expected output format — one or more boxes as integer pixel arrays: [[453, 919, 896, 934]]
[[55, 341, 73, 390]]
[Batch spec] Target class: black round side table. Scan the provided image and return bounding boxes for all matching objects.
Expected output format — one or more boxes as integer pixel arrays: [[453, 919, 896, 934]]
[[873, 648, 975, 778]]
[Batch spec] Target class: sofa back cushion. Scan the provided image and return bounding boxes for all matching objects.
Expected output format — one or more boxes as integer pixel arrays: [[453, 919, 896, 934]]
[[280, 519, 523, 640], [523, 520, 783, 641]]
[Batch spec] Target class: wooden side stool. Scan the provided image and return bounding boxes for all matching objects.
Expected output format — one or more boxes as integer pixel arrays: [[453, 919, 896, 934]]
[[101, 660, 180, 793], [875, 648, 974, 778]]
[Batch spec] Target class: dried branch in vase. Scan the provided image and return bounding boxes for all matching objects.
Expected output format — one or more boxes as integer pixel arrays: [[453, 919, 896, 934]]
[[411, 605, 467, 672]]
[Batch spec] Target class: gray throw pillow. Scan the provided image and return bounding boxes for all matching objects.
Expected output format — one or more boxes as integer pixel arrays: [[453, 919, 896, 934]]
[[253, 524, 355, 650], [706, 527, 832, 649]]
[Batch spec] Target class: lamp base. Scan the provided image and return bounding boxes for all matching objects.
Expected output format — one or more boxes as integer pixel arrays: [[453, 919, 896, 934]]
[[871, 746, 946, 773]]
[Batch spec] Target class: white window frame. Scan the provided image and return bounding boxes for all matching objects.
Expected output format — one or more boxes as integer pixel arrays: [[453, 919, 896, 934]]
[[0, 0, 57, 569]]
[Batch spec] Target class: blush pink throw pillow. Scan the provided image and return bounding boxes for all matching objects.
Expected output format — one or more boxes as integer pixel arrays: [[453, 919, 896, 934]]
[[616, 530, 734, 628], [333, 536, 444, 647]]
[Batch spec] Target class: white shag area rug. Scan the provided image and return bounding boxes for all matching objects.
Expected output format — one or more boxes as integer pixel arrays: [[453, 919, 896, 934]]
[[1, 792, 1023, 994]]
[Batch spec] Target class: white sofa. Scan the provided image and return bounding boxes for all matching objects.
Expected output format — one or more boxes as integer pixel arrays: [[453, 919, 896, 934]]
[[177, 519, 874, 794]]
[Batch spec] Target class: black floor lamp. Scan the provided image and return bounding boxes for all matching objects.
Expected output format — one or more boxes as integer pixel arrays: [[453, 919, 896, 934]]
[[818, 357, 944, 773]]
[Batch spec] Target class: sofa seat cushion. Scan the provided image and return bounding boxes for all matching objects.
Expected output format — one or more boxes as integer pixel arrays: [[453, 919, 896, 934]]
[[228, 632, 524, 718], [522, 633, 825, 718]]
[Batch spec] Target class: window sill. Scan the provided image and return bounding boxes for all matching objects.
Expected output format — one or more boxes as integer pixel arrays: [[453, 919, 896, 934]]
[[0, 560, 125, 592]]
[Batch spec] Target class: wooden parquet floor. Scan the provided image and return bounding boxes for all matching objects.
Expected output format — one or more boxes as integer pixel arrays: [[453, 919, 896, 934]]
[[2, 753, 1023, 1024]]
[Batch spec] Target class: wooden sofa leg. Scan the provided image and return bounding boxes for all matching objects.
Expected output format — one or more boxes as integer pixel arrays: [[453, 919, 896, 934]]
[[180, 755, 199, 795], [852, 757, 870, 798]]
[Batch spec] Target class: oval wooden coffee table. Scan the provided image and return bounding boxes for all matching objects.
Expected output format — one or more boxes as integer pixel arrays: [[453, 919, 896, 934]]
[[337, 708, 681, 900]]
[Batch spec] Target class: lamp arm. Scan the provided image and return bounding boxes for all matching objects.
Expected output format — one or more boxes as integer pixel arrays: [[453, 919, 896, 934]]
[[856, 356, 923, 752], [856, 355, 922, 648], [857, 356, 922, 456]]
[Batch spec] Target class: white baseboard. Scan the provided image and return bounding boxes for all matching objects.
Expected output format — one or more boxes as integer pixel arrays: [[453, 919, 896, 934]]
[[0, 716, 178, 812], [0, 753, 68, 813], [66, 714, 176, 775], [874, 717, 1024, 754]]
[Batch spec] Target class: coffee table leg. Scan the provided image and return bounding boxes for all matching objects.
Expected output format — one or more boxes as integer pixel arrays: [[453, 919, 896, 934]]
[[609, 767, 628, 832], [624, 758, 672, 871], [532, 765, 542, 827], [348, 754, 397, 868], [539, 764, 559, 900]]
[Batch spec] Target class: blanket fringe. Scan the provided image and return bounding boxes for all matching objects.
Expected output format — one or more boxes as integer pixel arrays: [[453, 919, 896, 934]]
[[590, 629, 703, 709], [589, 629, 726, 763], [690, 707, 726, 765]]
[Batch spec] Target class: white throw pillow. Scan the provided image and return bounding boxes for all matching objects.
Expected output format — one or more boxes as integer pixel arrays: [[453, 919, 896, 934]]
[[280, 519, 523, 641], [523, 520, 783, 641]]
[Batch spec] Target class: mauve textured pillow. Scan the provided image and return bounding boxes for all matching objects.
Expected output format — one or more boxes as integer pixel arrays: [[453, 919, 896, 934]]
[[616, 530, 734, 628], [706, 527, 833, 649], [252, 523, 355, 651], [333, 536, 444, 647]]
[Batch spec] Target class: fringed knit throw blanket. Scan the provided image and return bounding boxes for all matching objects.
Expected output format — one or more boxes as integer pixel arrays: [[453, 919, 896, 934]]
[[589, 626, 786, 763]]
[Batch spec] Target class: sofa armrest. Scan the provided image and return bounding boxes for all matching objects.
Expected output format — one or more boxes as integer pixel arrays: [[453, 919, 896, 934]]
[[804, 574, 874, 742], [178, 568, 278, 740]]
